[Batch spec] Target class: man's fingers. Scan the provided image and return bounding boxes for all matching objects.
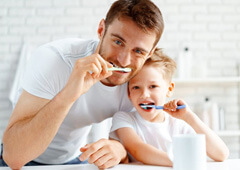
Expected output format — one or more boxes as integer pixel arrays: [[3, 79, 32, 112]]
[[80, 139, 123, 169], [80, 144, 90, 152], [93, 153, 112, 167], [90, 55, 113, 80], [79, 139, 106, 161], [98, 158, 118, 169], [95, 54, 110, 74], [88, 148, 106, 164]]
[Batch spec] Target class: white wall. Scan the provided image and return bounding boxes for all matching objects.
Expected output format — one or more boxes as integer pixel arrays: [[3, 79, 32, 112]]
[[0, 0, 239, 158]]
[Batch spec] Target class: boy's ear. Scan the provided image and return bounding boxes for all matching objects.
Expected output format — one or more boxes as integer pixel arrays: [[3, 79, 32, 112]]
[[97, 19, 105, 39], [166, 82, 175, 98]]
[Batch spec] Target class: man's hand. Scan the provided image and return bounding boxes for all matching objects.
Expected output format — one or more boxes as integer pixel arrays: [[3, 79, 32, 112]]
[[79, 139, 128, 169], [63, 53, 113, 103]]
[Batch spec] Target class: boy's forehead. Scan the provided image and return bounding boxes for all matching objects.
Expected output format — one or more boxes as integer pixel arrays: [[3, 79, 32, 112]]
[[129, 65, 163, 84]]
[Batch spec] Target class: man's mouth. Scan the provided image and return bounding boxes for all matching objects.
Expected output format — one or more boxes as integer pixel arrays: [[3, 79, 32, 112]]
[[110, 62, 131, 73]]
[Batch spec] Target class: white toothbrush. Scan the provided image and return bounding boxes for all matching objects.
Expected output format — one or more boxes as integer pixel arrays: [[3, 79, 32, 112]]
[[141, 105, 186, 110], [108, 67, 132, 72]]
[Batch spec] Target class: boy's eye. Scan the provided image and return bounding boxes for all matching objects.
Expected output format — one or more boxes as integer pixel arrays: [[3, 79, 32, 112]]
[[115, 40, 122, 45], [150, 85, 157, 89], [132, 86, 139, 90]]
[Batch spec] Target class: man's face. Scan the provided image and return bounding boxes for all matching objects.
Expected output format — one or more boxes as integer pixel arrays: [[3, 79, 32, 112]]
[[98, 17, 157, 86]]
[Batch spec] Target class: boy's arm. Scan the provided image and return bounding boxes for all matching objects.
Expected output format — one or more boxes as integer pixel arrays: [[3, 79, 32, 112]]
[[164, 99, 229, 162], [116, 127, 172, 166], [183, 112, 229, 161]]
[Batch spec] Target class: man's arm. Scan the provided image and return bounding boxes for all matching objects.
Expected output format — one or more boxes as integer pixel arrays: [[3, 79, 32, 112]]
[[3, 54, 112, 169], [3, 89, 73, 169]]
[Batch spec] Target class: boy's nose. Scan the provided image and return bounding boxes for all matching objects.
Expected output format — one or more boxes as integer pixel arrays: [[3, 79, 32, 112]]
[[140, 89, 150, 98], [117, 51, 131, 67]]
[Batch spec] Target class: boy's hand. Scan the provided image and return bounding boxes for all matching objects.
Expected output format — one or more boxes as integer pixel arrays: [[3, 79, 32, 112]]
[[163, 99, 193, 120]]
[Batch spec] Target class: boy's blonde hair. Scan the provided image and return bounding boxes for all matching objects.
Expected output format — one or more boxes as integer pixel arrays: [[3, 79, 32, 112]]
[[144, 48, 177, 82]]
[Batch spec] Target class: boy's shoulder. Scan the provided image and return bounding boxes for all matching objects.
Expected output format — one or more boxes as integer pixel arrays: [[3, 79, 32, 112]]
[[166, 113, 196, 134]]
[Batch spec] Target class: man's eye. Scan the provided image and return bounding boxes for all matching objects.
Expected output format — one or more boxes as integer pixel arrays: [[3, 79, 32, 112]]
[[115, 40, 122, 45], [135, 49, 142, 54]]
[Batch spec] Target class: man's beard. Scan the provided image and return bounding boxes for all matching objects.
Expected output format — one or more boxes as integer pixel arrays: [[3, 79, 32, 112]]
[[98, 42, 118, 86]]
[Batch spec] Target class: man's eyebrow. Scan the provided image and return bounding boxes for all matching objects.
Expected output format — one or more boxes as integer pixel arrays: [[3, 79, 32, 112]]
[[111, 33, 149, 54], [135, 47, 149, 54], [111, 33, 126, 43]]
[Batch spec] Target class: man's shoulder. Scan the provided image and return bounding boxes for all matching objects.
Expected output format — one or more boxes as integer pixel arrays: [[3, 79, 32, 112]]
[[41, 38, 99, 56], [113, 110, 137, 121]]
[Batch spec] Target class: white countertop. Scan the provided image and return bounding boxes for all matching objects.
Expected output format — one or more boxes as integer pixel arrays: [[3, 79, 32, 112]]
[[0, 159, 239, 170]]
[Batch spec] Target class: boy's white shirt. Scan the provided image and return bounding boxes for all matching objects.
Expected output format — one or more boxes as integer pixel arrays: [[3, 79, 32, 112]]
[[110, 110, 196, 162]]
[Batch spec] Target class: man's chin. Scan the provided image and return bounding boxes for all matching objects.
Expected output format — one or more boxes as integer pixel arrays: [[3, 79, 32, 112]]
[[101, 76, 129, 86]]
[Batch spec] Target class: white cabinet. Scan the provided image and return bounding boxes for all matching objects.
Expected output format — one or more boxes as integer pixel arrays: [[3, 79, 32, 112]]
[[173, 76, 240, 137], [174, 77, 240, 84]]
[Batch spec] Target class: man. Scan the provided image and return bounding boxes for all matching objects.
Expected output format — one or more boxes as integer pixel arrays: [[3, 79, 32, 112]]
[[1, 0, 164, 169]]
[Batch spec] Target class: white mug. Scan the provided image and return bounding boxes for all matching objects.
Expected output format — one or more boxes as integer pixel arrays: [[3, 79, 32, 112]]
[[172, 134, 206, 170]]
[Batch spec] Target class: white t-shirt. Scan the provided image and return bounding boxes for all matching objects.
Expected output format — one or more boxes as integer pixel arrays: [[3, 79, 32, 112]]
[[17, 38, 133, 164], [110, 111, 196, 162]]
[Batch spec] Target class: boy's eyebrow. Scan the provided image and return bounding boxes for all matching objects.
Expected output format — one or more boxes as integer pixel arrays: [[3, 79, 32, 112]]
[[111, 33, 150, 54], [128, 82, 137, 87]]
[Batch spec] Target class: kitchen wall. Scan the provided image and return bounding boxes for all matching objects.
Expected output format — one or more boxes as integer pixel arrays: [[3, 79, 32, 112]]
[[0, 0, 240, 158]]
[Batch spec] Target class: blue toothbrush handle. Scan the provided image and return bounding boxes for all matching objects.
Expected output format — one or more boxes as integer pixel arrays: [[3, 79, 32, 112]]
[[155, 105, 186, 110], [155, 106, 164, 109], [176, 105, 186, 109]]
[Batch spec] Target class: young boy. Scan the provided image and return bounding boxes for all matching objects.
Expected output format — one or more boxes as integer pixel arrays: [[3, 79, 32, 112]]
[[110, 48, 229, 166]]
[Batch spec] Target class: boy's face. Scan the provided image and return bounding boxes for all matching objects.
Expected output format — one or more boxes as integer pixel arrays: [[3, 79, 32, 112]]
[[128, 65, 173, 122], [97, 17, 157, 86]]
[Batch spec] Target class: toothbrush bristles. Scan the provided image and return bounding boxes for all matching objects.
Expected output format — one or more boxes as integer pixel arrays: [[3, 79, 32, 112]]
[[108, 67, 131, 72]]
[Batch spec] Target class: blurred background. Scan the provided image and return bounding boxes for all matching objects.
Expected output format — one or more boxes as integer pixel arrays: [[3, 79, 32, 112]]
[[0, 0, 239, 159]]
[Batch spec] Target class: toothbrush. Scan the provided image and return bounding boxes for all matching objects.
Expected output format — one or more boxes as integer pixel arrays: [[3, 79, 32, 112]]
[[141, 105, 186, 110], [108, 67, 132, 72]]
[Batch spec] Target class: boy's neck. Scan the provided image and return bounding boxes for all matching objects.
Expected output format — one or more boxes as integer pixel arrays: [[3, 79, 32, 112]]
[[151, 111, 165, 123]]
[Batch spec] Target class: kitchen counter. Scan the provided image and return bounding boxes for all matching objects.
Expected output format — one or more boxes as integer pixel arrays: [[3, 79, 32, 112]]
[[0, 159, 239, 170]]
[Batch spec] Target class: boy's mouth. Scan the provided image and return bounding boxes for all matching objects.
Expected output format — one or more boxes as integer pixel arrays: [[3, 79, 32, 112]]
[[139, 102, 155, 110]]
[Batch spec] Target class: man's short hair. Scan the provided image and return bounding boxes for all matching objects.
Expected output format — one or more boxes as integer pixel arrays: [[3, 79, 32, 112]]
[[105, 0, 164, 47]]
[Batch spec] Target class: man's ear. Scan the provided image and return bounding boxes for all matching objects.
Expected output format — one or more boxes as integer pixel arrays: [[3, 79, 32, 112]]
[[145, 46, 156, 60], [97, 19, 105, 39], [166, 82, 175, 98], [127, 83, 132, 101], [149, 46, 156, 57]]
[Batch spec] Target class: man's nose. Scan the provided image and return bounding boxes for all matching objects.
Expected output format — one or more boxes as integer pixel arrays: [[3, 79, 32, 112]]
[[117, 51, 131, 67]]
